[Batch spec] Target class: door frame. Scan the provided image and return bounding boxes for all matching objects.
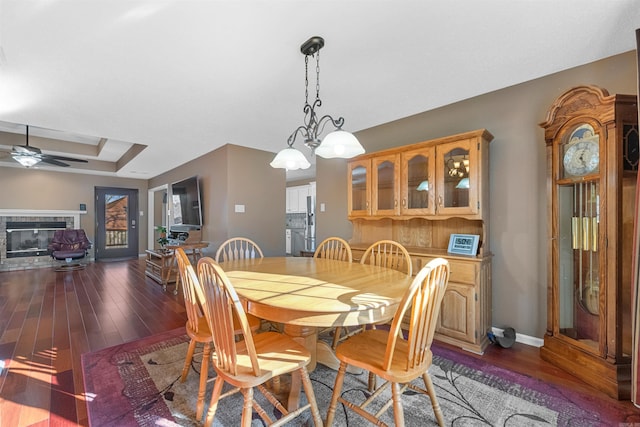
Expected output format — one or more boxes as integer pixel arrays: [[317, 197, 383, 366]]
[[148, 184, 169, 249]]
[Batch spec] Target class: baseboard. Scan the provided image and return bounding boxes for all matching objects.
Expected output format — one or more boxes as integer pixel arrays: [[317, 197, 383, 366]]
[[491, 326, 543, 348]]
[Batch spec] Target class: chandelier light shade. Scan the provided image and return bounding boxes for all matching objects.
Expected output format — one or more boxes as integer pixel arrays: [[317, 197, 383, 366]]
[[271, 36, 364, 170], [269, 147, 311, 170], [314, 130, 364, 159]]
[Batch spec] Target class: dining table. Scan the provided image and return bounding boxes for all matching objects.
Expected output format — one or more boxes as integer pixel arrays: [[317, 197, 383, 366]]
[[218, 256, 413, 410]]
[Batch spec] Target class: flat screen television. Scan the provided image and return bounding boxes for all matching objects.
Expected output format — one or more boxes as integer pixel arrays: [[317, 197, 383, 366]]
[[171, 175, 203, 228]]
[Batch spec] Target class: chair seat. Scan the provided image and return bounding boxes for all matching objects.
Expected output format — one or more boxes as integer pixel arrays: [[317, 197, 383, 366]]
[[212, 331, 311, 387], [336, 328, 432, 384], [51, 249, 87, 259]]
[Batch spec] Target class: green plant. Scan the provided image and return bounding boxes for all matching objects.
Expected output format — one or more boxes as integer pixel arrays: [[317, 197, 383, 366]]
[[156, 225, 169, 248]]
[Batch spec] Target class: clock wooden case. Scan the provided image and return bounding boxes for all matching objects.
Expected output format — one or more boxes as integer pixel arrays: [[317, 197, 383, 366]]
[[539, 85, 638, 399]]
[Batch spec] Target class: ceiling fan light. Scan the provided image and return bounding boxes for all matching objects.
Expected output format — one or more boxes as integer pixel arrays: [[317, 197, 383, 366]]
[[270, 147, 311, 170], [13, 155, 41, 167], [315, 130, 364, 159]]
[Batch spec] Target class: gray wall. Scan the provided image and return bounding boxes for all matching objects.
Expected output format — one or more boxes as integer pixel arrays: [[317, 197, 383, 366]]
[[148, 144, 286, 258], [316, 50, 639, 339]]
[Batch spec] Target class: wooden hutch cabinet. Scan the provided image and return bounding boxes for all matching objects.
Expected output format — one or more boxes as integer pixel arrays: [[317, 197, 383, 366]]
[[539, 85, 637, 399], [348, 129, 493, 354]]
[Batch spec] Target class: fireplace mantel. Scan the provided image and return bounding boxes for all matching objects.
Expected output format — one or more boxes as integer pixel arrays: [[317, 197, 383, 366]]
[[0, 209, 87, 215], [0, 209, 87, 225]]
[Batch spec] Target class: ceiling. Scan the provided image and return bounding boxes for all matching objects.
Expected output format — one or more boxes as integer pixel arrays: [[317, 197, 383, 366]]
[[0, 1, 639, 181]]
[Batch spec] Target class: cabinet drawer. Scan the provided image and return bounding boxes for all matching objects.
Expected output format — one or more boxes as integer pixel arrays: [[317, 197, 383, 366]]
[[412, 256, 477, 285]]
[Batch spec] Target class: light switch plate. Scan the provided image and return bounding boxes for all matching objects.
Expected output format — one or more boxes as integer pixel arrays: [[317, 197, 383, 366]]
[[235, 204, 245, 213]]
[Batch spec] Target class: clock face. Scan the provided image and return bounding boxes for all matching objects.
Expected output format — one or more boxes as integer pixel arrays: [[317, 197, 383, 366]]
[[562, 124, 600, 177], [563, 140, 599, 176]]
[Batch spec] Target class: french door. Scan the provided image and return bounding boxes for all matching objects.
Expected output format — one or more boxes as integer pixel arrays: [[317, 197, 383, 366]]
[[94, 187, 139, 261]]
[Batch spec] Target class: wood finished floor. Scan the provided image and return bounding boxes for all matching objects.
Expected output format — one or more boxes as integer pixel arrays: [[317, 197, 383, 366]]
[[0, 258, 638, 426]]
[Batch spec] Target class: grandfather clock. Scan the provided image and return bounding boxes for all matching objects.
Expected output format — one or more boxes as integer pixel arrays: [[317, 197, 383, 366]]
[[539, 85, 638, 400]]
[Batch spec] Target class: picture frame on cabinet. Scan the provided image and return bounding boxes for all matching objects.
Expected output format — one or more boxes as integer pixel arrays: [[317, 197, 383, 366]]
[[448, 233, 479, 255]]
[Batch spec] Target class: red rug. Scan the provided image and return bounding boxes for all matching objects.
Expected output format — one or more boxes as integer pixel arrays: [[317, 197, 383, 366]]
[[82, 327, 629, 426]]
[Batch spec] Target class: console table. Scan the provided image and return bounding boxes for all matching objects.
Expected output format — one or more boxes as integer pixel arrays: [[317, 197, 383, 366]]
[[145, 249, 177, 290]]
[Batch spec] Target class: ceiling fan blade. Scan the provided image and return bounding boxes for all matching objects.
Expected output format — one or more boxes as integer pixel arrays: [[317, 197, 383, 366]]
[[42, 154, 88, 163], [39, 158, 71, 167]]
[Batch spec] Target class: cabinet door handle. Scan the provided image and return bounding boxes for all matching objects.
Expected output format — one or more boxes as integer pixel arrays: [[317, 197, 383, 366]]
[[402, 198, 406, 207], [394, 199, 398, 207], [438, 195, 443, 206]]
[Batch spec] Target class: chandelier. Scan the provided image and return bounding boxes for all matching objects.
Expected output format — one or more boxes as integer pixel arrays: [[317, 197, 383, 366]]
[[447, 156, 469, 178], [270, 36, 365, 170], [446, 155, 470, 189]]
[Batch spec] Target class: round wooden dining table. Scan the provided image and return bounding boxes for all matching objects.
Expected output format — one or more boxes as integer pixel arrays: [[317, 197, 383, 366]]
[[219, 256, 413, 409], [219, 256, 412, 364]]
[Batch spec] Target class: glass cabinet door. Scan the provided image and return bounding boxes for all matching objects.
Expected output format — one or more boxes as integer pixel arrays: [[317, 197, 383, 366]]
[[372, 154, 400, 216], [347, 159, 371, 216], [435, 139, 478, 215], [401, 147, 435, 215], [557, 180, 601, 353]]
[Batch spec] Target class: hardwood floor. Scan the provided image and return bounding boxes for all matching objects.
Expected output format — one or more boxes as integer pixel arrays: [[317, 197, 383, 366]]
[[0, 258, 638, 426]]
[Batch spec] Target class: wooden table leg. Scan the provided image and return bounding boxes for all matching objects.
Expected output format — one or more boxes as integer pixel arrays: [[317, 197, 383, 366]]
[[164, 251, 180, 295], [282, 324, 317, 411]]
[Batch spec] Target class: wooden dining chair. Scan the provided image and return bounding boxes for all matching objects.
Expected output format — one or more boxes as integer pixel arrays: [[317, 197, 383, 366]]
[[174, 248, 260, 421], [215, 237, 264, 262], [331, 239, 414, 351], [314, 236, 353, 262], [360, 239, 413, 276], [195, 257, 323, 427], [313, 237, 354, 349], [325, 257, 450, 427]]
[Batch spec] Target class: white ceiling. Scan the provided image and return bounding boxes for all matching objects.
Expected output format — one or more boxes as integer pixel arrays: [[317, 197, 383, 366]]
[[0, 0, 639, 180]]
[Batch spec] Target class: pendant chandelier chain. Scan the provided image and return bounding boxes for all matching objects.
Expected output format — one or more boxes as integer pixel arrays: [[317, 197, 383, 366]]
[[304, 54, 310, 107], [303, 51, 322, 110], [315, 50, 320, 102]]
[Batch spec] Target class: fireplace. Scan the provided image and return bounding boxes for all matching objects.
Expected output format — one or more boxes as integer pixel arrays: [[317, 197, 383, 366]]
[[6, 221, 67, 258], [0, 209, 86, 271]]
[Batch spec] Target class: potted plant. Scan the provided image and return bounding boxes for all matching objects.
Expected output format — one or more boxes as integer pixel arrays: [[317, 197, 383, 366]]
[[156, 225, 169, 250]]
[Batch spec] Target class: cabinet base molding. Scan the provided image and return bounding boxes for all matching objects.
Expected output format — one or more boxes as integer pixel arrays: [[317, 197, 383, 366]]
[[434, 332, 489, 355], [540, 335, 630, 400]]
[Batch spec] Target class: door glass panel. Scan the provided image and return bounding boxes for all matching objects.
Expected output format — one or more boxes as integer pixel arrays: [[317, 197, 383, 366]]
[[558, 181, 599, 350], [407, 154, 428, 209], [443, 147, 470, 208], [377, 160, 395, 210], [351, 165, 367, 211], [105, 194, 129, 249]]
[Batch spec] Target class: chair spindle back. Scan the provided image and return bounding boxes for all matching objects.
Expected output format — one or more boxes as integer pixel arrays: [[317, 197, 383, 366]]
[[196, 257, 260, 377], [384, 257, 449, 371]]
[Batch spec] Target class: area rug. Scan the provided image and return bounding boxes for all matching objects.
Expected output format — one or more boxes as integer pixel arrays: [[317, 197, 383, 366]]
[[82, 328, 619, 426]]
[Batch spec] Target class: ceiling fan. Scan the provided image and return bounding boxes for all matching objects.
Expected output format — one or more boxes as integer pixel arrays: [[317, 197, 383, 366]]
[[0, 125, 89, 168]]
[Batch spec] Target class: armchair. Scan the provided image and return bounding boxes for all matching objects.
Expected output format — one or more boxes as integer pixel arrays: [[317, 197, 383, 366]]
[[48, 229, 92, 271]]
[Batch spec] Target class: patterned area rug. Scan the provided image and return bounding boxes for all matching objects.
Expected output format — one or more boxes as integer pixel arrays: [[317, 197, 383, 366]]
[[82, 328, 618, 426]]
